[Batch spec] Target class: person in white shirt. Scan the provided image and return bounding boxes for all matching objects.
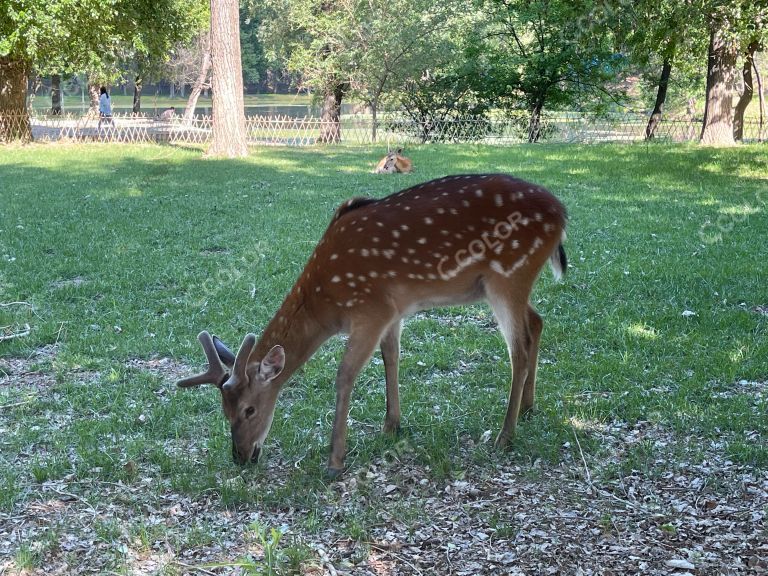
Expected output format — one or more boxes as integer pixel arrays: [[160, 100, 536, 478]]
[[98, 86, 113, 130]]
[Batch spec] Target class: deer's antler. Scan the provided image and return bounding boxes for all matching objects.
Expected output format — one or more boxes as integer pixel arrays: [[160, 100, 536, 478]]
[[221, 333, 256, 390], [176, 331, 231, 388]]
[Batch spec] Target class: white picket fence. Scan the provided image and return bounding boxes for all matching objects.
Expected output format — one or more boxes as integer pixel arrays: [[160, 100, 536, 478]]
[[3, 110, 766, 145]]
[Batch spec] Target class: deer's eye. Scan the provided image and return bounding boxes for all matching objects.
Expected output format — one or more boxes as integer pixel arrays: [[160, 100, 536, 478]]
[[245, 406, 256, 418]]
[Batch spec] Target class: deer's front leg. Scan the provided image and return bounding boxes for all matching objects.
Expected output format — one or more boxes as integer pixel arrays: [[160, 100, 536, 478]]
[[328, 324, 387, 477]]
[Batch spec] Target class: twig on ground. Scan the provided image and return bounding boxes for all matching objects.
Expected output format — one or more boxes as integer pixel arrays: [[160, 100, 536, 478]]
[[170, 561, 219, 576], [571, 426, 593, 487], [0, 398, 35, 410], [369, 543, 424, 574], [0, 301, 33, 308], [46, 486, 98, 516], [0, 323, 31, 341]]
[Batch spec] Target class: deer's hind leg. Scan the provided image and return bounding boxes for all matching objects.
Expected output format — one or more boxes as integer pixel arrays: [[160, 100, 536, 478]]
[[485, 280, 537, 448], [380, 320, 403, 434], [521, 305, 543, 416]]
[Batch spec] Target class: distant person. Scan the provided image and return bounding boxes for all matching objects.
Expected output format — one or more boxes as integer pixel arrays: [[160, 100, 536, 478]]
[[159, 106, 176, 121], [98, 86, 113, 130]]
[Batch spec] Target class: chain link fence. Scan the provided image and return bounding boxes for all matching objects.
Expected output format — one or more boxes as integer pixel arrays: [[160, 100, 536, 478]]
[[1, 110, 765, 146]]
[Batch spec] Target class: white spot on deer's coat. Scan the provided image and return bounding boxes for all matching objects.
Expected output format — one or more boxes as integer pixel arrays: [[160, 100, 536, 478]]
[[331, 275, 341, 283], [495, 194, 504, 207], [369, 271, 379, 278], [372, 237, 380, 243], [437, 208, 445, 214], [424, 217, 434, 225], [401, 224, 409, 231], [392, 230, 400, 238], [348, 282, 356, 288], [315, 286, 321, 292], [346, 272, 354, 279], [361, 248, 370, 257], [417, 238, 427, 244], [462, 200, 470, 207], [475, 189, 483, 197], [511, 240, 520, 249], [330, 253, 338, 260], [401, 257, 409, 264]]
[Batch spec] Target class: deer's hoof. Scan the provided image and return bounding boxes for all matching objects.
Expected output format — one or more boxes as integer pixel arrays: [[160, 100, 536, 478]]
[[494, 433, 511, 449], [383, 420, 402, 435], [520, 405, 537, 419], [324, 466, 344, 480]]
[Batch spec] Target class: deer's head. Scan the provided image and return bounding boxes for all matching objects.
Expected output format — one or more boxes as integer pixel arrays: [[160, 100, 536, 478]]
[[374, 148, 412, 174], [176, 331, 285, 464]]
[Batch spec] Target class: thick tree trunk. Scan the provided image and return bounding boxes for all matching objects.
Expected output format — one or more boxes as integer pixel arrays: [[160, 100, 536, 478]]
[[133, 75, 143, 114], [207, 0, 248, 158], [87, 83, 100, 117], [700, 25, 739, 145], [646, 59, 672, 140], [51, 74, 62, 115], [184, 33, 212, 121], [318, 83, 346, 144], [527, 99, 544, 143], [0, 56, 32, 142], [734, 40, 759, 142]]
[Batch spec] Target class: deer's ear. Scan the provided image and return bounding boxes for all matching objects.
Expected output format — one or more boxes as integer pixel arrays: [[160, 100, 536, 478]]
[[259, 345, 285, 381]]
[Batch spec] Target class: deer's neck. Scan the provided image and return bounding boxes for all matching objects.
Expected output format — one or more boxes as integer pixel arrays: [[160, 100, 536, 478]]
[[251, 282, 333, 389]]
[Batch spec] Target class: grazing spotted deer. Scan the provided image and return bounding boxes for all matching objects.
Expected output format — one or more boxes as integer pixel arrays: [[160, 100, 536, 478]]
[[373, 148, 413, 174], [177, 174, 567, 477]]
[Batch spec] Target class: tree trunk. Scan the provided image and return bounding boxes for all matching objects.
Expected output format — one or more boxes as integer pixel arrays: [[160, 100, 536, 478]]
[[133, 75, 143, 114], [0, 56, 32, 142], [646, 59, 672, 140], [700, 25, 739, 145], [318, 83, 346, 143], [87, 82, 100, 117], [527, 99, 544, 143], [371, 99, 378, 143], [734, 40, 758, 142], [207, 0, 248, 158], [51, 74, 62, 115], [755, 58, 766, 142], [184, 33, 212, 121]]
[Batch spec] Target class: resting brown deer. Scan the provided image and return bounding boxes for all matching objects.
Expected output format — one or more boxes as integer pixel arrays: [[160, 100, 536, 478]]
[[373, 148, 413, 174], [177, 174, 567, 477]]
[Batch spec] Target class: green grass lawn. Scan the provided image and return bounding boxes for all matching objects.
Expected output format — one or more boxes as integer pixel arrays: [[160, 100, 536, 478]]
[[0, 142, 766, 573]]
